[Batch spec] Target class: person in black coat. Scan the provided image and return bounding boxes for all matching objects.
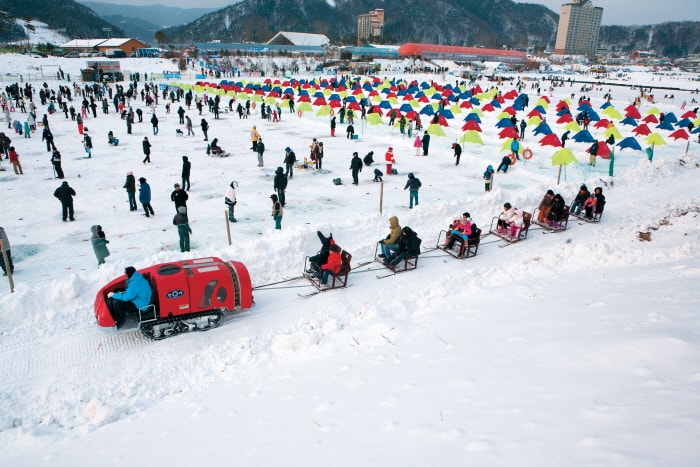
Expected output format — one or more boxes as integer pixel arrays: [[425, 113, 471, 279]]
[[387, 226, 421, 266], [51, 149, 64, 179], [181, 156, 191, 190], [150, 113, 159, 135], [124, 171, 137, 211], [170, 183, 188, 212], [142, 137, 151, 164], [54, 181, 76, 221], [284, 147, 296, 178], [452, 143, 462, 165], [201, 118, 209, 141], [273, 167, 288, 206], [497, 155, 512, 173], [349, 152, 363, 185], [308, 231, 334, 274], [421, 131, 430, 156]]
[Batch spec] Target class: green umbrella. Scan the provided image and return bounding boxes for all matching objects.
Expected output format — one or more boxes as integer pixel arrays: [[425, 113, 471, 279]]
[[564, 121, 582, 132], [646, 106, 660, 115], [527, 116, 542, 126], [459, 130, 483, 145], [426, 123, 445, 137], [297, 102, 313, 112], [602, 107, 622, 120]]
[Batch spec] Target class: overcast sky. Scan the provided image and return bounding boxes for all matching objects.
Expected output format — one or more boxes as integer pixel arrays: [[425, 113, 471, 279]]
[[83, 0, 699, 26]]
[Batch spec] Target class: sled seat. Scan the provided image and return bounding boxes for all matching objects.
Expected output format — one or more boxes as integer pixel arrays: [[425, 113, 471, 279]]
[[303, 249, 352, 290], [436, 228, 481, 258], [489, 211, 532, 242]]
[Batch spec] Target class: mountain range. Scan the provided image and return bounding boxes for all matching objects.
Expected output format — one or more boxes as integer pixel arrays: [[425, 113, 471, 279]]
[[1, 0, 698, 59]]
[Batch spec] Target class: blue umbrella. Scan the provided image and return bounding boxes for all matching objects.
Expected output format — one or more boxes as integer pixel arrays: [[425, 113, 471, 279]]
[[656, 121, 674, 131], [573, 129, 595, 143], [577, 103, 592, 112], [617, 136, 643, 151], [532, 105, 547, 114], [556, 108, 571, 117], [439, 109, 454, 119], [675, 117, 691, 128], [419, 105, 435, 115], [587, 109, 601, 121], [469, 97, 481, 106], [496, 117, 514, 128], [620, 116, 638, 127], [533, 122, 553, 136], [692, 127, 700, 134], [464, 113, 482, 123], [512, 100, 525, 111], [490, 99, 501, 108], [600, 102, 612, 109], [379, 100, 392, 109], [399, 103, 414, 113], [664, 112, 678, 124]]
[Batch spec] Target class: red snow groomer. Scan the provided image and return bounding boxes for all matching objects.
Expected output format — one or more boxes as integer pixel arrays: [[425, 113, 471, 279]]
[[95, 257, 253, 340]]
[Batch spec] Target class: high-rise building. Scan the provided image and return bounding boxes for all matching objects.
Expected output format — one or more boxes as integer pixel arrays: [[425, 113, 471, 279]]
[[554, 0, 603, 57], [357, 9, 384, 45]]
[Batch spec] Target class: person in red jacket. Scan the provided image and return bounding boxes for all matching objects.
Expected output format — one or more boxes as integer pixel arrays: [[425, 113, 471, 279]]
[[385, 147, 395, 175], [320, 244, 342, 288], [8, 146, 23, 175]]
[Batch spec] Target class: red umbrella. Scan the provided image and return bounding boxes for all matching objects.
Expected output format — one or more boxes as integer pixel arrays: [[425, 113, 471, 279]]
[[632, 123, 652, 136], [669, 129, 689, 140], [459, 101, 473, 109], [436, 115, 449, 127], [681, 110, 697, 119], [527, 109, 543, 118], [555, 101, 569, 112], [482, 103, 496, 112], [328, 99, 342, 108], [642, 114, 658, 124], [624, 105, 641, 119], [496, 94, 505, 104], [595, 141, 611, 159], [405, 110, 418, 120], [504, 89, 518, 100], [369, 105, 384, 116], [347, 101, 361, 110], [539, 133, 562, 147], [540, 96, 551, 104], [312, 97, 327, 106], [594, 119, 610, 129], [462, 120, 482, 132], [498, 127, 519, 139], [556, 114, 573, 124], [502, 106, 516, 115]]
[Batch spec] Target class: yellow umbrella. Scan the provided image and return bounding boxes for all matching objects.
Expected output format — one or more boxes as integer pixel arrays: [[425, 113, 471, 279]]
[[564, 121, 582, 132], [449, 104, 463, 114], [387, 97, 399, 105], [500, 137, 515, 152], [469, 108, 484, 117], [264, 96, 278, 105], [426, 123, 445, 137], [251, 94, 264, 103], [459, 130, 483, 145], [646, 106, 660, 115], [534, 98, 549, 109], [367, 113, 384, 125], [603, 107, 623, 120], [496, 111, 512, 120], [604, 127, 622, 140], [237, 91, 250, 100], [297, 102, 313, 112], [316, 105, 331, 117], [371, 95, 383, 103], [551, 148, 578, 184], [527, 116, 542, 126], [645, 132, 666, 146]]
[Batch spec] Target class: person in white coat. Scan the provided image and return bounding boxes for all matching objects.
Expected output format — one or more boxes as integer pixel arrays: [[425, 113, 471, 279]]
[[225, 181, 238, 222]]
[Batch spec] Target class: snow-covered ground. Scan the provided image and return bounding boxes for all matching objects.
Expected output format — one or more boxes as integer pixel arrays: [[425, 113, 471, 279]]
[[1, 54, 700, 466]]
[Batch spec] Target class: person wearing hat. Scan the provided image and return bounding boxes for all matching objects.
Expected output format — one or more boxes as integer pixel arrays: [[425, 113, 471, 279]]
[[172, 206, 192, 253], [107, 266, 152, 329], [349, 152, 363, 185], [124, 171, 137, 211], [284, 147, 296, 178], [270, 193, 283, 230], [273, 167, 287, 206], [452, 143, 462, 165], [139, 177, 154, 217], [181, 156, 191, 190], [170, 182, 188, 212], [385, 147, 395, 175], [54, 180, 76, 221], [404, 172, 422, 209]]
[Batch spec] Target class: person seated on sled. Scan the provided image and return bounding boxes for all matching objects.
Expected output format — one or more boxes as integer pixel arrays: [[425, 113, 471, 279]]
[[547, 194, 566, 227], [590, 186, 605, 218], [497, 202, 515, 234], [387, 226, 421, 266], [444, 212, 476, 249], [378, 216, 402, 260], [506, 208, 524, 237], [570, 184, 590, 215], [583, 191, 600, 219], [307, 231, 334, 276], [537, 189, 555, 223], [106, 266, 152, 329], [208, 137, 224, 155], [320, 244, 342, 288]]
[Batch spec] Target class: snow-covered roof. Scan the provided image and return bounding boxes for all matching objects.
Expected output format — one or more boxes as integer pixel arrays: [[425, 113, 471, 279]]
[[266, 32, 329, 47], [62, 39, 108, 48], [98, 38, 136, 47]]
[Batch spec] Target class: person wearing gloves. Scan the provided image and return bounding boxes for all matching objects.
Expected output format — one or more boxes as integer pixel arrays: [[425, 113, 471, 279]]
[[107, 266, 153, 329]]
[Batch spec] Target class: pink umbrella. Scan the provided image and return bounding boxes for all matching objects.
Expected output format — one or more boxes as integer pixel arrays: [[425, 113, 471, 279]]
[[539, 133, 562, 147]]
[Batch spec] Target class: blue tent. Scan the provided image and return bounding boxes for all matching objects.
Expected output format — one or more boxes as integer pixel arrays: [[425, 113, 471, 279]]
[[572, 129, 595, 143], [617, 136, 643, 151], [533, 122, 553, 136], [620, 116, 638, 127]]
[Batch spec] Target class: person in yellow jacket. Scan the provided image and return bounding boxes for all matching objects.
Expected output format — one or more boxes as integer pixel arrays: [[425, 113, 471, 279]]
[[250, 126, 260, 152]]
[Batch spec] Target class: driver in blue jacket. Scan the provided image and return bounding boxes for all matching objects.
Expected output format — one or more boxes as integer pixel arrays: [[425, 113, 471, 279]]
[[108, 266, 152, 328]]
